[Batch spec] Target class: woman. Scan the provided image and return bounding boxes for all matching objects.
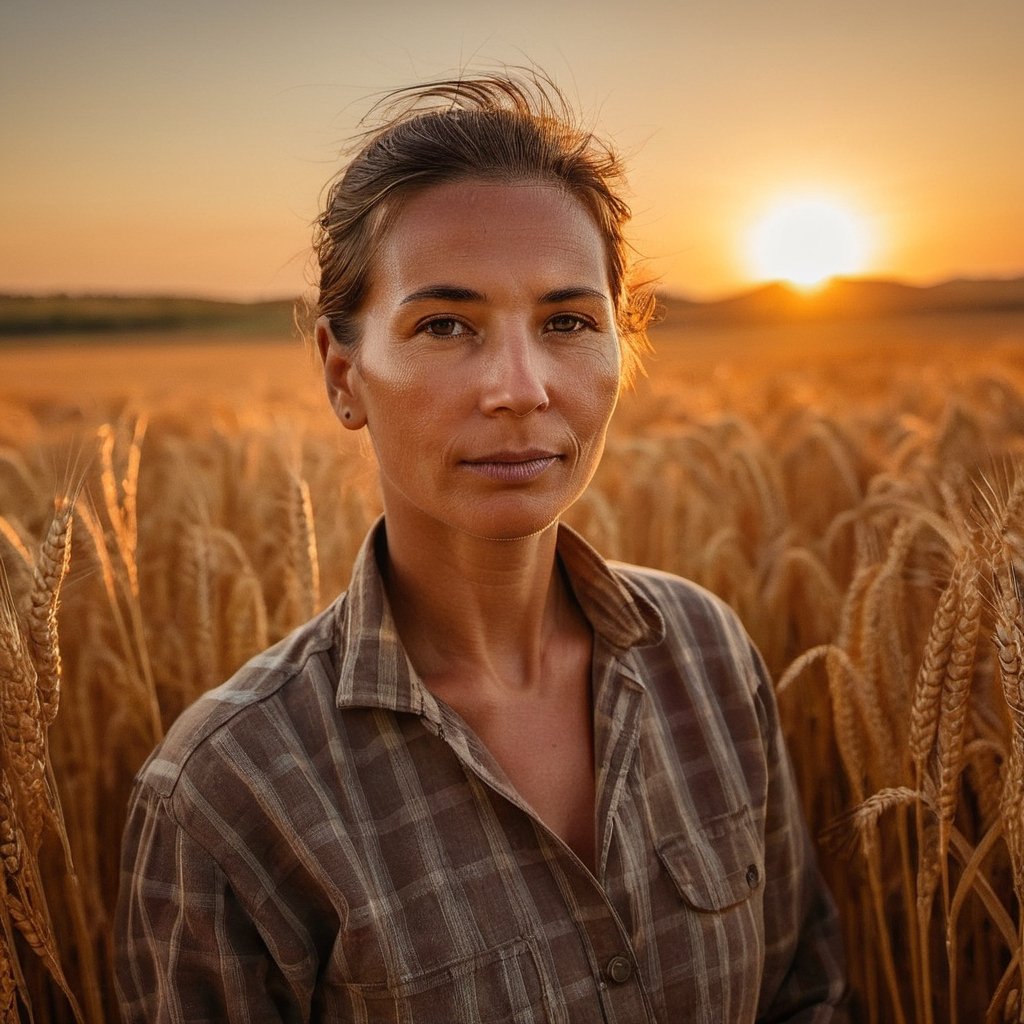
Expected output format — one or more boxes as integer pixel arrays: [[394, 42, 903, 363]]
[[116, 72, 847, 1021]]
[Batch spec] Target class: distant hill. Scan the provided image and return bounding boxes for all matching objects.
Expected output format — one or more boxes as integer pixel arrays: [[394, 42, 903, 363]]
[[657, 276, 1024, 328], [0, 293, 298, 337]]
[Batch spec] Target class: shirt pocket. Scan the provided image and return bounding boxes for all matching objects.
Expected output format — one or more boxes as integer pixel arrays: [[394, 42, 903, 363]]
[[340, 935, 550, 1024], [655, 805, 764, 913], [651, 805, 766, 1019]]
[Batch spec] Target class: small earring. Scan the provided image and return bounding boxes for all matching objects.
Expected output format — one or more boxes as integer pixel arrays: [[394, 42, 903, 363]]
[[343, 410, 352, 421]]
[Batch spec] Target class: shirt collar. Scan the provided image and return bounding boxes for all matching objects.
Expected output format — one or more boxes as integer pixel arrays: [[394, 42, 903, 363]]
[[334, 517, 665, 714]]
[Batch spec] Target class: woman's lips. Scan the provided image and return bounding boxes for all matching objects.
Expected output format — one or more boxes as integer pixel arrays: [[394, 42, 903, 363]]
[[460, 452, 561, 483]]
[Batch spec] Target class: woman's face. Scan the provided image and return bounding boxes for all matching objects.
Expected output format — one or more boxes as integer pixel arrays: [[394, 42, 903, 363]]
[[318, 179, 621, 543]]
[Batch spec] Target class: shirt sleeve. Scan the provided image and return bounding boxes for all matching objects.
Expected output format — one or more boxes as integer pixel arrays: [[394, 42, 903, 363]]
[[114, 779, 302, 1023], [751, 644, 850, 1023]]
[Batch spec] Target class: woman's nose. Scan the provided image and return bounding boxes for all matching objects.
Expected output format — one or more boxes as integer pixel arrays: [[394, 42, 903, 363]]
[[478, 333, 550, 417]]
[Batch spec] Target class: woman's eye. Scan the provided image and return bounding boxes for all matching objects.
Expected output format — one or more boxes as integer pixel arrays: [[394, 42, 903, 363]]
[[547, 313, 589, 333], [421, 318, 467, 337]]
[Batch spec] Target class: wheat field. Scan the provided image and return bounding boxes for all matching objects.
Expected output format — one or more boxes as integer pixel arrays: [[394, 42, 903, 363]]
[[1, 312, 1024, 1022]]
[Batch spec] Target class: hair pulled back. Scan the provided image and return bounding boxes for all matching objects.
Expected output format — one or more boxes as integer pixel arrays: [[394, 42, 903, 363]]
[[312, 70, 654, 383]]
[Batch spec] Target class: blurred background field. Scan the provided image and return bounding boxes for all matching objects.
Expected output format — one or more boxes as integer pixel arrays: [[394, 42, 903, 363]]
[[3, 292, 1024, 1021]]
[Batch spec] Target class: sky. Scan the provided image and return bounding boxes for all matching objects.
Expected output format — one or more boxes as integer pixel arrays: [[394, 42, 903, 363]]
[[2, 0, 1022, 301]]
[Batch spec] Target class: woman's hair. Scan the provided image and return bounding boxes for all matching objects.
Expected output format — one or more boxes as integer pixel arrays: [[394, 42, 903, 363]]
[[311, 69, 655, 383]]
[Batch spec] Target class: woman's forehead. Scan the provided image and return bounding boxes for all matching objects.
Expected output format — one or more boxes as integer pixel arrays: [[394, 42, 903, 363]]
[[370, 180, 612, 302]]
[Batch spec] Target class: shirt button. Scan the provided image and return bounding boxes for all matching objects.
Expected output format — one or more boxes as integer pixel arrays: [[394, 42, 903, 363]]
[[746, 864, 760, 888], [605, 955, 633, 984]]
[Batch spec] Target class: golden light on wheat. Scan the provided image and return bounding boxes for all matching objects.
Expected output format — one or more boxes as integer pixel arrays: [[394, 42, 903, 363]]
[[1, 320, 1024, 1021]]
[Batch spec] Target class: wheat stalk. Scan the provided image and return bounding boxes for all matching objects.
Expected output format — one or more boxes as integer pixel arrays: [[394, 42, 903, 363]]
[[26, 498, 74, 728], [0, 766, 84, 1023], [288, 472, 320, 621], [0, 584, 51, 851], [0, 918, 22, 1024], [994, 614, 1024, 911], [935, 567, 982, 849], [820, 786, 920, 857], [909, 557, 966, 782]]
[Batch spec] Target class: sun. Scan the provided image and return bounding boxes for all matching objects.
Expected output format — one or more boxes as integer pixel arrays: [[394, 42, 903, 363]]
[[746, 195, 870, 289]]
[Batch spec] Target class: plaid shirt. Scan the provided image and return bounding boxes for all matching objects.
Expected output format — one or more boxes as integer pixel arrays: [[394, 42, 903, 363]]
[[115, 520, 846, 1022]]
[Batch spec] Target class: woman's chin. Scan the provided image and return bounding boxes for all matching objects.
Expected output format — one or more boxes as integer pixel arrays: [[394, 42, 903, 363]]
[[403, 500, 565, 546], [445, 502, 562, 543]]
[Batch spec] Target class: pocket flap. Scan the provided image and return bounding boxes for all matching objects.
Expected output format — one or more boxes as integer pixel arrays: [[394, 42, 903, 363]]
[[656, 807, 763, 912]]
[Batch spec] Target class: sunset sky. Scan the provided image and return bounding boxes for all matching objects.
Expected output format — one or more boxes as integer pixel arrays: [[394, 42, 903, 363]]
[[3, 0, 1022, 301]]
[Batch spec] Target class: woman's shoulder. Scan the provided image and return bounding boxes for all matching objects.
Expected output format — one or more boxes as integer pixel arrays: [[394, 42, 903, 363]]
[[608, 560, 749, 640], [133, 595, 346, 803]]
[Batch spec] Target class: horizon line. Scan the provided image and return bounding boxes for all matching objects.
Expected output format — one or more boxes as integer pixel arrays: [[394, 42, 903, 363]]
[[3, 271, 1024, 307]]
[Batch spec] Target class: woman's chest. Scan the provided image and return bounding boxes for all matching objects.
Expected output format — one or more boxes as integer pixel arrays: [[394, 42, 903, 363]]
[[238, 707, 767, 1023], [465, 689, 598, 870]]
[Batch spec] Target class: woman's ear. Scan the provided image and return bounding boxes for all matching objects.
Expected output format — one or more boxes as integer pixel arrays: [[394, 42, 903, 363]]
[[315, 316, 367, 430]]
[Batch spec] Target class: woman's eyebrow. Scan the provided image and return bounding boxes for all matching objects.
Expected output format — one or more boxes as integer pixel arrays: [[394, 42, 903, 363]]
[[539, 286, 609, 304], [400, 285, 482, 305], [399, 285, 610, 306]]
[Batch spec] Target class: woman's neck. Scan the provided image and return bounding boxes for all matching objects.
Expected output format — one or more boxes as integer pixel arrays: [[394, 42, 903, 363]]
[[378, 504, 578, 699]]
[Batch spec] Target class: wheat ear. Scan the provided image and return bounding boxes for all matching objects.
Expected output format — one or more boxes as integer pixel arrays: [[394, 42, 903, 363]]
[[0, 921, 20, 1024], [935, 567, 982, 840], [909, 557, 964, 781], [288, 472, 320, 621], [0, 766, 83, 1022], [994, 614, 1024, 910], [26, 497, 73, 727], [0, 586, 50, 851]]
